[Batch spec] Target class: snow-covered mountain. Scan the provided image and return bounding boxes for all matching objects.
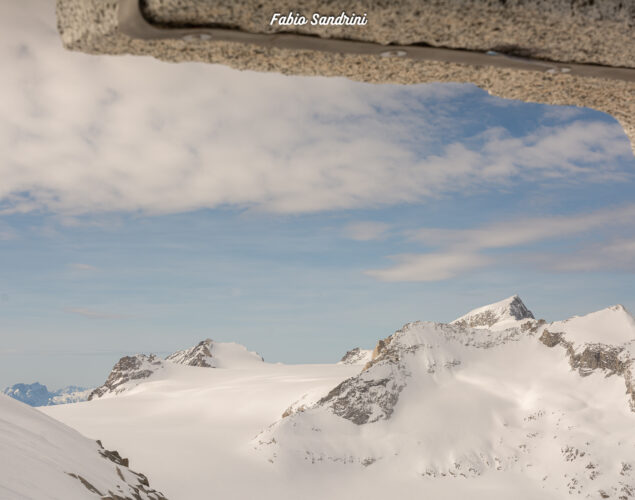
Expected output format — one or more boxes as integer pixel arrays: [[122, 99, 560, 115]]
[[540, 304, 635, 410], [338, 347, 372, 365], [88, 354, 165, 400], [43, 296, 635, 499], [89, 339, 264, 399], [451, 294, 535, 330], [0, 394, 166, 499], [166, 338, 264, 368], [256, 297, 634, 499], [3, 382, 91, 406]]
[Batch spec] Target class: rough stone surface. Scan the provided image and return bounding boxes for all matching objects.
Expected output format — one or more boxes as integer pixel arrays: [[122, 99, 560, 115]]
[[56, 0, 635, 152], [67, 439, 168, 499], [88, 354, 163, 400], [539, 329, 635, 411], [165, 339, 214, 367], [142, 0, 635, 68]]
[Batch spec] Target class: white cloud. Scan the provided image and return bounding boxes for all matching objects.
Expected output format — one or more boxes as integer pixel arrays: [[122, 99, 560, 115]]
[[409, 204, 635, 251], [0, 2, 631, 217], [366, 253, 490, 282], [345, 221, 390, 241], [368, 205, 635, 281], [547, 238, 635, 272]]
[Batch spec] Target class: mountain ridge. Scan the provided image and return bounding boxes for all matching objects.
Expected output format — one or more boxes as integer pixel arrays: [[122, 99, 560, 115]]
[[3, 382, 91, 407]]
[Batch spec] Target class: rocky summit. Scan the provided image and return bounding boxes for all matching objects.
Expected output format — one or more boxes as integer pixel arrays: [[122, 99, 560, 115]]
[[338, 347, 372, 366], [165, 339, 215, 367], [89, 354, 164, 401], [451, 294, 535, 330], [90, 339, 264, 399]]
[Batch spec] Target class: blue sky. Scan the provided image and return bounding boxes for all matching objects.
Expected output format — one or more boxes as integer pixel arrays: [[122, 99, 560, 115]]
[[1, 1, 634, 389]]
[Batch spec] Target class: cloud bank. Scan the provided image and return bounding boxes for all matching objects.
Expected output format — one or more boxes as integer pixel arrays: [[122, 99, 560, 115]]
[[0, 2, 632, 218]]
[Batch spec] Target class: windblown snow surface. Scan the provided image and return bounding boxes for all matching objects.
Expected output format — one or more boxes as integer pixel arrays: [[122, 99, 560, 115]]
[[0, 394, 166, 499], [43, 297, 634, 500]]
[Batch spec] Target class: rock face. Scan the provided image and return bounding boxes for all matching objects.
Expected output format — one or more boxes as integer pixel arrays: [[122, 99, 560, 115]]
[[166, 339, 214, 367], [0, 394, 167, 500], [338, 347, 372, 366], [3, 382, 91, 407], [89, 354, 164, 401], [166, 339, 264, 369], [256, 296, 635, 499], [451, 294, 535, 330], [90, 339, 264, 399], [538, 305, 635, 411]]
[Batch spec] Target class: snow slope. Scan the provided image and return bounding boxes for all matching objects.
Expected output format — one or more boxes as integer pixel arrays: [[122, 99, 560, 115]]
[[548, 305, 635, 350], [42, 297, 635, 500], [258, 319, 634, 499], [0, 394, 166, 500], [44, 362, 362, 500]]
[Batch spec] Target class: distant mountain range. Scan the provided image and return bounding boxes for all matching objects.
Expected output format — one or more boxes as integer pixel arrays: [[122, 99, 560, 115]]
[[2, 382, 92, 407]]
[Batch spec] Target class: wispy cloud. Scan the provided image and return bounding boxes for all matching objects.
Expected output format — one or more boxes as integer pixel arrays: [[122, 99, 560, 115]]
[[368, 204, 635, 281], [366, 253, 490, 281], [546, 238, 635, 272], [408, 204, 635, 251], [64, 307, 130, 319]]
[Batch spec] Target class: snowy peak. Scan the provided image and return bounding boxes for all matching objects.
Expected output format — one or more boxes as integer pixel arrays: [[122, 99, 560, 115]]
[[166, 339, 263, 369], [338, 347, 372, 365], [451, 295, 535, 331], [90, 340, 265, 400], [548, 304, 635, 347], [166, 339, 214, 367], [88, 354, 164, 401]]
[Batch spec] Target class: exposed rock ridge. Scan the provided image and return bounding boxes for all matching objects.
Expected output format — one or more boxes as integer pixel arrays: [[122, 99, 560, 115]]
[[452, 295, 535, 329], [66, 439, 167, 500], [539, 329, 635, 411], [88, 354, 163, 401], [338, 347, 372, 365], [166, 338, 214, 367], [322, 320, 535, 426]]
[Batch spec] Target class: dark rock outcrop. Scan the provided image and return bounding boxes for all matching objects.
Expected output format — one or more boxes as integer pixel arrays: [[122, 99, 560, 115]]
[[339, 347, 371, 365], [539, 329, 634, 411], [165, 339, 214, 367], [66, 439, 168, 499], [89, 355, 163, 401]]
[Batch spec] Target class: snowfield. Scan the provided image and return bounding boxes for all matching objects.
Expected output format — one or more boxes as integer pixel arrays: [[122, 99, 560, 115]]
[[0, 394, 166, 499], [36, 297, 635, 499]]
